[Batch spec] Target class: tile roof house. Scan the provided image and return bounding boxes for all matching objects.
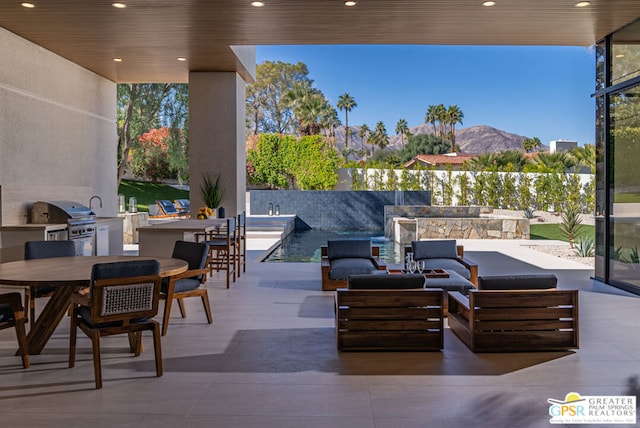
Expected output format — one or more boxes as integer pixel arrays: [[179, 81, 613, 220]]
[[404, 153, 477, 170]]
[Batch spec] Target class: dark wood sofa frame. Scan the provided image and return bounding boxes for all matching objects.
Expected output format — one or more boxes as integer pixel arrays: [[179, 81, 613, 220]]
[[320, 245, 386, 291], [447, 289, 579, 352], [335, 288, 444, 351]]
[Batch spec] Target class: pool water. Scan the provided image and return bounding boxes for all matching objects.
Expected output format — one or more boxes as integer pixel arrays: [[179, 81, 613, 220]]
[[262, 229, 403, 263]]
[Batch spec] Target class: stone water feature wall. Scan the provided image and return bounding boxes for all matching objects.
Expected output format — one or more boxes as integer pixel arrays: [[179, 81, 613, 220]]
[[385, 206, 530, 244]]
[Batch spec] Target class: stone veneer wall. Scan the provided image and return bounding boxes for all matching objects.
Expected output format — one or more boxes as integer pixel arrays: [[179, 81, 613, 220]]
[[387, 206, 530, 244]]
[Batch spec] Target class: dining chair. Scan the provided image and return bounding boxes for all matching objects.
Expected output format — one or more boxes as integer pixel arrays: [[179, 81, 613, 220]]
[[0, 292, 30, 368], [24, 240, 77, 327], [160, 240, 212, 336], [68, 260, 163, 389], [236, 211, 247, 277], [204, 217, 237, 288]]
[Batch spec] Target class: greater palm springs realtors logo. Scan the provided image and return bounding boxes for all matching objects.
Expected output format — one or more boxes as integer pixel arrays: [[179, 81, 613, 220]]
[[548, 392, 636, 424]]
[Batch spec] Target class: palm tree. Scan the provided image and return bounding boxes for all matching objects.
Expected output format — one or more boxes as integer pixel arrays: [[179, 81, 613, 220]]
[[320, 107, 340, 139], [522, 137, 542, 153], [468, 153, 499, 171], [530, 152, 576, 173], [425, 105, 438, 135], [337, 93, 357, 149], [395, 118, 410, 148], [446, 105, 464, 152], [358, 124, 370, 158], [435, 103, 447, 139], [294, 92, 331, 136], [373, 121, 389, 153], [568, 144, 596, 173]]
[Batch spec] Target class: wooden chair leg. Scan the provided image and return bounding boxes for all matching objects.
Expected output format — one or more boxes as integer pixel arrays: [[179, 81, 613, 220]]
[[90, 332, 102, 389], [131, 332, 143, 356], [201, 291, 213, 324], [152, 324, 163, 378], [161, 298, 172, 337], [225, 250, 231, 288], [177, 299, 187, 318]]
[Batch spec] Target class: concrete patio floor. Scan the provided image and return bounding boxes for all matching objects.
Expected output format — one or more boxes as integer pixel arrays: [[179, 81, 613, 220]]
[[0, 238, 638, 427]]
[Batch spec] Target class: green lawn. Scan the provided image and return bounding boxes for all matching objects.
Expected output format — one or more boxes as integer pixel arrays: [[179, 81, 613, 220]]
[[118, 180, 189, 212], [530, 224, 595, 242]]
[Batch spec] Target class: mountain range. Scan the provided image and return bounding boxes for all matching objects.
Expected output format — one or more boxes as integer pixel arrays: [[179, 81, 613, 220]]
[[333, 124, 547, 154]]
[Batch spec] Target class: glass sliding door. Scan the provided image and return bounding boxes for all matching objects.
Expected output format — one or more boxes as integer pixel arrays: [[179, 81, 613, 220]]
[[608, 86, 640, 289], [595, 18, 640, 294]]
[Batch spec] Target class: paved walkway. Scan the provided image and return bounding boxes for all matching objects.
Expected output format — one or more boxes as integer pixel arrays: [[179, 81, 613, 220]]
[[2, 233, 638, 428]]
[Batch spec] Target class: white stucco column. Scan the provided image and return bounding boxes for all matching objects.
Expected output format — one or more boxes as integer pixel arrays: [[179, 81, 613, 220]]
[[189, 72, 247, 218]]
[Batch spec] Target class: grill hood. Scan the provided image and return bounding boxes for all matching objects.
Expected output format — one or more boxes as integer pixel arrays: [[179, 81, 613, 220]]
[[31, 200, 95, 224]]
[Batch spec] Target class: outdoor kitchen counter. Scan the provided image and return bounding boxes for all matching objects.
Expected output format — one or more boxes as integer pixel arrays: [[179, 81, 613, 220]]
[[1, 223, 68, 262], [1, 223, 67, 231], [137, 218, 225, 258]]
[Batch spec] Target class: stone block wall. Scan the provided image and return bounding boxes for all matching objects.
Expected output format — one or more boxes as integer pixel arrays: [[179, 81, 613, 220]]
[[392, 216, 530, 244]]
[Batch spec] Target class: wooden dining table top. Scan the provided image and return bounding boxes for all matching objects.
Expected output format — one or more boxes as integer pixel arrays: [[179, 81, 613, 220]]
[[0, 255, 188, 287]]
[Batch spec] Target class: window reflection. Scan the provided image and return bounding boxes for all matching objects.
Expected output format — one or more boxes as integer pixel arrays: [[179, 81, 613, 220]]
[[610, 19, 640, 86], [609, 86, 640, 287]]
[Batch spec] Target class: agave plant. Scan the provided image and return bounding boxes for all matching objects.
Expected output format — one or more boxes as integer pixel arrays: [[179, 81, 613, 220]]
[[523, 207, 535, 219], [559, 205, 583, 249], [574, 236, 595, 257]]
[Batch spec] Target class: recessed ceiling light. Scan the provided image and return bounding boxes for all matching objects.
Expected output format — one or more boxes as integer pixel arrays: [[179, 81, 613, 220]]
[[21, 2, 35, 8], [250, 1, 264, 7], [113, 58, 123, 62], [177, 57, 187, 62], [344, 1, 357, 6], [482, 1, 496, 6], [575, 1, 591, 7], [112, 2, 126, 8]]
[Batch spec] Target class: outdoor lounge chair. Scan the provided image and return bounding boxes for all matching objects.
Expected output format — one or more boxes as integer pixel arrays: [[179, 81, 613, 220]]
[[150, 200, 181, 218], [447, 288, 579, 352], [320, 239, 386, 291], [174, 199, 191, 216], [405, 240, 478, 286], [336, 276, 444, 351]]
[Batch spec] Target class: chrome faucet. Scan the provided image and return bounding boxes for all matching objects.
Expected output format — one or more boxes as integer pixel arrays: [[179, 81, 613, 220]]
[[89, 195, 103, 210]]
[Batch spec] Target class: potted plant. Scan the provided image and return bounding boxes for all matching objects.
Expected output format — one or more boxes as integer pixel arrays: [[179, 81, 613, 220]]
[[199, 173, 224, 218]]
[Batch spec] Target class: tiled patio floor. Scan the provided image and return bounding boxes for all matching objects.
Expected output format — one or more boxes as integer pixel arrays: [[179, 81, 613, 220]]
[[1, 239, 638, 427]]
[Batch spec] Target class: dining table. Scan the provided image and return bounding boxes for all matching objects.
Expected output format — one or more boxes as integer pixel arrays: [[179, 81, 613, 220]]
[[0, 255, 188, 355]]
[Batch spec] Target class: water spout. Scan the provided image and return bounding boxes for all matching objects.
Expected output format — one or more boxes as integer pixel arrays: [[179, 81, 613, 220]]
[[89, 195, 103, 210]]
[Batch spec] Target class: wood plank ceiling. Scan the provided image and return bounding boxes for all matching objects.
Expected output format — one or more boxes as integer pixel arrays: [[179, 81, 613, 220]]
[[1, 0, 639, 83]]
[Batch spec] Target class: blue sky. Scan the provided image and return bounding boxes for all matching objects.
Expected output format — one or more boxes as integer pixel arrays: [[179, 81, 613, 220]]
[[256, 45, 596, 147]]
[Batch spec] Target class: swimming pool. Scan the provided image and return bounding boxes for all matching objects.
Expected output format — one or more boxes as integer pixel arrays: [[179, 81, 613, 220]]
[[262, 229, 403, 263]]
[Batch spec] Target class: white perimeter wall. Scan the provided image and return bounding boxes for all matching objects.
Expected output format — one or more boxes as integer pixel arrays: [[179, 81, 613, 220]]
[[0, 27, 117, 224]]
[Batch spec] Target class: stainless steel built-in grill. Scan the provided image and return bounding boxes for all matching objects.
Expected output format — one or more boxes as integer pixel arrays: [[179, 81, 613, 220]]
[[31, 201, 96, 256]]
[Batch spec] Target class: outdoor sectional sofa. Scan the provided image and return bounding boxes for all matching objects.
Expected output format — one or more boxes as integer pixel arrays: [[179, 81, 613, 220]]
[[405, 240, 479, 287], [320, 240, 386, 291], [447, 274, 579, 352], [335, 274, 444, 351]]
